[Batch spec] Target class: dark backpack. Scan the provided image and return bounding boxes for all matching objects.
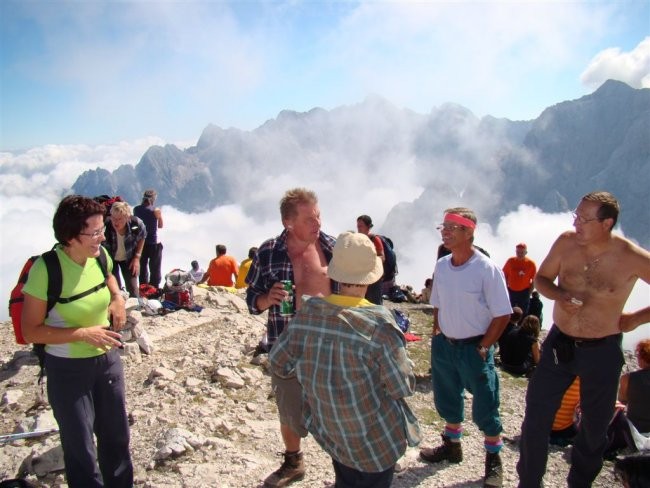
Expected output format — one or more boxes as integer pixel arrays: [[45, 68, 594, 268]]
[[375, 235, 398, 281], [93, 194, 124, 218], [8, 247, 108, 380]]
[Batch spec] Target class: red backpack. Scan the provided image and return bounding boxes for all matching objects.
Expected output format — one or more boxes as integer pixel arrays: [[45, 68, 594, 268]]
[[8, 247, 108, 379]]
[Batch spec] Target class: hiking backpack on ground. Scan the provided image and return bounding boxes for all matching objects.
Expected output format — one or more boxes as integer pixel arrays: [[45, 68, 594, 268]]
[[8, 247, 108, 379], [376, 235, 398, 281], [162, 269, 195, 308]]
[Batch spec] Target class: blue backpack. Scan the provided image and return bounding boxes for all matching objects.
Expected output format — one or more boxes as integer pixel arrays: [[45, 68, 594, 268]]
[[375, 235, 397, 281], [391, 309, 410, 333]]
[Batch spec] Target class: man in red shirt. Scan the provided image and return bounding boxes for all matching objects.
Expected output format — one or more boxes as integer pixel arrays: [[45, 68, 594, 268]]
[[199, 244, 239, 287], [502, 243, 536, 314]]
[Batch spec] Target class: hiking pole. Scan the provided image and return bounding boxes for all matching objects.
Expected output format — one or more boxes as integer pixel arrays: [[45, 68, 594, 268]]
[[0, 427, 59, 444]]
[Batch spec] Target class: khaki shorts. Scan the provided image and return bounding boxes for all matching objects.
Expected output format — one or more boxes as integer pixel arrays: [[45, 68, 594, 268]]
[[271, 372, 308, 438]]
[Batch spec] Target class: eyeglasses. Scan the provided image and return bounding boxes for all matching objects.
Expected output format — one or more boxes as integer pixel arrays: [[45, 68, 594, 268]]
[[79, 225, 106, 239], [571, 211, 601, 225], [436, 223, 466, 232]]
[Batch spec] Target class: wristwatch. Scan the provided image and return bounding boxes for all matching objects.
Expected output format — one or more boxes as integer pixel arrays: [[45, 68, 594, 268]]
[[477, 345, 489, 355]]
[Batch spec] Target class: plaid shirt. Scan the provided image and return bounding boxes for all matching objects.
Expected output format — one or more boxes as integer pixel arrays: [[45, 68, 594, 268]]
[[269, 296, 420, 472], [103, 216, 147, 261], [245, 230, 336, 343]]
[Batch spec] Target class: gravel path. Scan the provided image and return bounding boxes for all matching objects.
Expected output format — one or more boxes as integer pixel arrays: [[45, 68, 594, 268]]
[[0, 290, 629, 487]]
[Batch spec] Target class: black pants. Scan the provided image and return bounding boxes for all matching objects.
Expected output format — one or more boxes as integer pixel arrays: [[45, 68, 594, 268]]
[[332, 459, 394, 488], [508, 288, 530, 315], [46, 349, 133, 488], [517, 326, 623, 488], [139, 242, 163, 288], [364, 279, 383, 305], [114, 260, 139, 297]]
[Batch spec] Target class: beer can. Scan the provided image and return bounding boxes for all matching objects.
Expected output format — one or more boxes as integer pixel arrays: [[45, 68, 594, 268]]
[[280, 280, 294, 316]]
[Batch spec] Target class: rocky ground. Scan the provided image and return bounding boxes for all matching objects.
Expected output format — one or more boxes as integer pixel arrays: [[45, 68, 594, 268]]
[[0, 286, 633, 487]]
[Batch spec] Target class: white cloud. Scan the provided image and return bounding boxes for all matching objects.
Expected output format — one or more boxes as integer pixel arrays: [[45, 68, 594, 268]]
[[1, 143, 647, 352], [581, 37, 650, 89]]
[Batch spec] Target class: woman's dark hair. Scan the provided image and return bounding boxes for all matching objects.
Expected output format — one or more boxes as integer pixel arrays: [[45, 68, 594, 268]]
[[53, 195, 105, 246]]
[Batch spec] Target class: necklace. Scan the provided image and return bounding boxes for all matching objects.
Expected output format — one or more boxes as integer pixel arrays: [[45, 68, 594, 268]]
[[583, 251, 606, 272], [583, 258, 600, 272]]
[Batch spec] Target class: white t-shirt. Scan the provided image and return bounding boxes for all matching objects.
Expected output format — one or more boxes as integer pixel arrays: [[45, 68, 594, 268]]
[[189, 268, 204, 283], [431, 250, 512, 338]]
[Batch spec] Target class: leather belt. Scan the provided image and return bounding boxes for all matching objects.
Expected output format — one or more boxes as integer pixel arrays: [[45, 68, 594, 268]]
[[441, 333, 483, 345]]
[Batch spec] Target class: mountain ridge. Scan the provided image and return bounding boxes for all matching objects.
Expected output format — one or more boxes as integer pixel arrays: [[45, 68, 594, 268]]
[[72, 79, 649, 248]]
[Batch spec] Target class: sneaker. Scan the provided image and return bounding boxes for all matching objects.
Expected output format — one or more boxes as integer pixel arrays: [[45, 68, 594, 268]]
[[484, 452, 503, 488], [419, 434, 463, 464], [263, 451, 305, 487]]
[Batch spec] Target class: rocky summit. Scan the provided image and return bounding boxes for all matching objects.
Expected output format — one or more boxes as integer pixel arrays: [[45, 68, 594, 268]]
[[1, 287, 630, 487]]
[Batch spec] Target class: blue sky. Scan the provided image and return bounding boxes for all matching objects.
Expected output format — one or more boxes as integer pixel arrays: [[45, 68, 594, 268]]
[[1, 0, 649, 151]]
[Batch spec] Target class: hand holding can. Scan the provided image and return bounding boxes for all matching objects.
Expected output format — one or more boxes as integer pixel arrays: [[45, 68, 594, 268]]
[[280, 280, 294, 316]]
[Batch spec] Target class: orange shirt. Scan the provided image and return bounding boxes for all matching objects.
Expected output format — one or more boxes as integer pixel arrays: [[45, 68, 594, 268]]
[[552, 377, 580, 431], [503, 256, 536, 292], [206, 255, 239, 287]]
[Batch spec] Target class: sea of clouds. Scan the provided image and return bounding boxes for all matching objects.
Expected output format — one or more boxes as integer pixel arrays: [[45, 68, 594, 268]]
[[0, 139, 647, 350]]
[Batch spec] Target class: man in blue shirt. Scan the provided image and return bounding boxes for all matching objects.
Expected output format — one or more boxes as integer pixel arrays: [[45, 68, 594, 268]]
[[133, 189, 163, 288]]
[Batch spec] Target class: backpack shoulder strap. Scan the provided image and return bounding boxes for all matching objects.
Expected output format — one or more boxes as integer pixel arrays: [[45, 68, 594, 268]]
[[41, 249, 61, 314], [50, 247, 109, 305], [96, 246, 108, 278]]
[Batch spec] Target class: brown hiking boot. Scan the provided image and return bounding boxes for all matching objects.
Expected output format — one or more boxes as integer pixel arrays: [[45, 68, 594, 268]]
[[419, 434, 463, 464], [263, 450, 305, 487], [484, 452, 503, 487]]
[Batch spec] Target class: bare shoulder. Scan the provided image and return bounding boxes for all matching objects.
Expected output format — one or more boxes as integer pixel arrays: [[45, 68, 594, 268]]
[[614, 235, 650, 278], [548, 230, 578, 255], [614, 234, 650, 257]]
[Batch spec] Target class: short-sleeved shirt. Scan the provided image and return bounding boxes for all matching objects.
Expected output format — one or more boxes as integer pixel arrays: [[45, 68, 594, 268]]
[[431, 250, 512, 338], [269, 295, 419, 472], [235, 258, 253, 289], [368, 234, 384, 256], [206, 255, 239, 287], [22, 245, 113, 359], [133, 204, 159, 244], [502, 256, 536, 292]]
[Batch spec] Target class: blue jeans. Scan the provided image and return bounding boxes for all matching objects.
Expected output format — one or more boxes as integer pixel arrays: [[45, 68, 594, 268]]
[[517, 325, 623, 488], [46, 349, 133, 488]]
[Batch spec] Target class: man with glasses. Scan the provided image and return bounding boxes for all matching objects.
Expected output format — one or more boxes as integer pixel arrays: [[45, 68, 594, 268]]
[[419, 207, 511, 488], [517, 191, 650, 487]]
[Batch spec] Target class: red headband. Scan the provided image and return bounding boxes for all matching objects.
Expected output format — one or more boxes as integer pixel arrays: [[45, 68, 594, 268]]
[[444, 213, 476, 229]]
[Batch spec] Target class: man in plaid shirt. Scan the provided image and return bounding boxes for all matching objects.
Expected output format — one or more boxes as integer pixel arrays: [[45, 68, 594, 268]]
[[246, 188, 336, 487], [269, 231, 420, 488]]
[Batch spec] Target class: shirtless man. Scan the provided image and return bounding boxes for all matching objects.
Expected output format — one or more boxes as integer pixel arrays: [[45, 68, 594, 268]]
[[246, 188, 336, 488], [517, 191, 650, 487]]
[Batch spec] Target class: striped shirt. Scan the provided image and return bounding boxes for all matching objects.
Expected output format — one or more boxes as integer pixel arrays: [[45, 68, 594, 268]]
[[245, 229, 336, 343], [552, 377, 581, 431], [269, 295, 420, 472]]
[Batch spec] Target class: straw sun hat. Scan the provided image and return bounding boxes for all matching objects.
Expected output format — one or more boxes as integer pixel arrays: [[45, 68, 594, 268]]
[[327, 231, 384, 285]]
